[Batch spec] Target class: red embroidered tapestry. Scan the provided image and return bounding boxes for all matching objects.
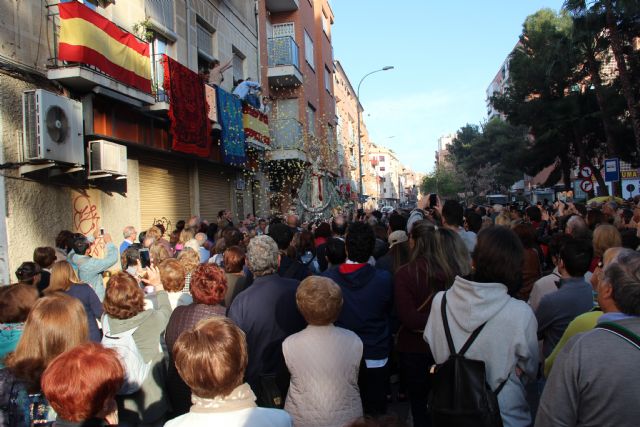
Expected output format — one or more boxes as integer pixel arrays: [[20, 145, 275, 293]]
[[163, 55, 212, 157]]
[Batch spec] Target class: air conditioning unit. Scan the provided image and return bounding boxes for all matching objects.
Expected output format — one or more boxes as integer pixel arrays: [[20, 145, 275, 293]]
[[22, 89, 84, 165], [89, 140, 127, 177]]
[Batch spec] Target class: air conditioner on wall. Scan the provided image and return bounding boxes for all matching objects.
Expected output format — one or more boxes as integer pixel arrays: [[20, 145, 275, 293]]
[[22, 89, 84, 165], [89, 140, 127, 177]]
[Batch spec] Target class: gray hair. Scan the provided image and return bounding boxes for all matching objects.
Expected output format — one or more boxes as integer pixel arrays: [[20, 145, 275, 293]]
[[566, 215, 589, 239], [123, 226, 136, 239], [195, 233, 207, 245], [604, 249, 640, 315], [246, 235, 279, 276]]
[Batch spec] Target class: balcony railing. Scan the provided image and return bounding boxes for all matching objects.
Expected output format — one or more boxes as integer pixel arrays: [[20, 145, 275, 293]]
[[151, 53, 168, 103], [268, 36, 300, 68], [270, 118, 305, 151]]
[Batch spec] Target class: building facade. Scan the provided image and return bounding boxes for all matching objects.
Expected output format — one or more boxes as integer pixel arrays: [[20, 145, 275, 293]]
[[0, 0, 270, 281], [435, 132, 456, 169], [258, 0, 339, 219]]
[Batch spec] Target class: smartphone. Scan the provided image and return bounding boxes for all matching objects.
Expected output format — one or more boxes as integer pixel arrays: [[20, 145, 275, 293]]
[[429, 193, 438, 208], [100, 228, 104, 236], [139, 248, 150, 269]]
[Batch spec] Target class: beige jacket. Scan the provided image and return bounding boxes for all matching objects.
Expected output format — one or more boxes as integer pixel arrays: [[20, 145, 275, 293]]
[[283, 325, 363, 427]]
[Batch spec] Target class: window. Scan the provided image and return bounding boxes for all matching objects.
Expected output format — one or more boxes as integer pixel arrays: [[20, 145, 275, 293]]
[[151, 36, 168, 101], [324, 66, 332, 93], [379, 155, 385, 161], [232, 47, 246, 85], [307, 104, 316, 136], [197, 21, 213, 61], [322, 11, 330, 36], [304, 31, 314, 70]]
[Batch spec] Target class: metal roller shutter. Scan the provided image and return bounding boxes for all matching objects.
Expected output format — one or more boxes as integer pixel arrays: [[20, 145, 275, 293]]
[[199, 166, 232, 223], [139, 158, 191, 231]]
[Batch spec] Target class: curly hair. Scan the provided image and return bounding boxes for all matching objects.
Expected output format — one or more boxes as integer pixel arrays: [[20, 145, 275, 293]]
[[190, 264, 227, 305], [103, 272, 145, 319], [296, 276, 343, 325], [223, 246, 245, 274]]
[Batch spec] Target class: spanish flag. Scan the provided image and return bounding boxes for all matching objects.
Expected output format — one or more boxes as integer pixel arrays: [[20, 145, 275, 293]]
[[58, 1, 151, 93]]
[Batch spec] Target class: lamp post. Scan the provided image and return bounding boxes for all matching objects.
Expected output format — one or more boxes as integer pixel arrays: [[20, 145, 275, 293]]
[[357, 66, 394, 207]]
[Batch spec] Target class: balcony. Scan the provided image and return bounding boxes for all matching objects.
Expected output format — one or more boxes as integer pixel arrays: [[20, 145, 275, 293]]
[[267, 37, 303, 87], [268, 118, 307, 162], [46, 9, 155, 106], [265, 0, 299, 13], [146, 53, 170, 113]]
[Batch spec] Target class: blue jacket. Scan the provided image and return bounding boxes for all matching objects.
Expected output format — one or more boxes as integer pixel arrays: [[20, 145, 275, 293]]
[[68, 242, 118, 301], [323, 264, 393, 360]]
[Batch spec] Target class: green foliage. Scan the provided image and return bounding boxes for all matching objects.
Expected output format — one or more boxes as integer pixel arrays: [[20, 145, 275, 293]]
[[421, 167, 463, 198]]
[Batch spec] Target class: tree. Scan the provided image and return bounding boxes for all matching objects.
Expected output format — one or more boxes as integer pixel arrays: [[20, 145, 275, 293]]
[[420, 167, 463, 198]]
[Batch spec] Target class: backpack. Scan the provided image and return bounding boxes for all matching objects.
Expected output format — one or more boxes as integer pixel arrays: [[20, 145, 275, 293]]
[[427, 292, 506, 427], [101, 315, 151, 395]]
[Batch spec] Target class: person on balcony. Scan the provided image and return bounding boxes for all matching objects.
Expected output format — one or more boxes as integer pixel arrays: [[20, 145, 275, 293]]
[[233, 78, 262, 109], [209, 58, 232, 86]]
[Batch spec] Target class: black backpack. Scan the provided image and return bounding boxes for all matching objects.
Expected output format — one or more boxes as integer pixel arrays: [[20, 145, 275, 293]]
[[427, 292, 506, 427]]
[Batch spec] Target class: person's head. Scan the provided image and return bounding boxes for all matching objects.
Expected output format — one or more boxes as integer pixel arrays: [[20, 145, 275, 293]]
[[122, 226, 137, 241], [0, 284, 39, 323], [296, 276, 343, 326], [45, 261, 81, 294], [512, 223, 538, 249], [15, 261, 41, 286], [326, 237, 347, 266], [566, 215, 590, 240], [586, 209, 605, 230], [41, 342, 124, 423], [525, 206, 542, 223], [177, 247, 201, 274], [146, 226, 162, 241], [559, 238, 593, 278], [547, 233, 572, 266], [175, 220, 186, 232], [331, 215, 347, 237], [495, 212, 512, 226], [258, 218, 267, 230], [189, 263, 227, 305], [268, 223, 294, 251], [286, 214, 299, 228], [223, 209, 233, 221], [221, 227, 243, 247], [314, 222, 331, 239], [410, 221, 472, 287], [297, 230, 316, 255], [473, 226, 524, 296], [178, 228, 195, 245], [103, 272, 145, 320], [158, 259, 186, 293], [246, 235, 279, 276], [464, 212, 482, 233], [155, 223, 167, 237], [55, 230, 74, 251], [33, 247, 56, 270], [72, 236, 91, 256], [123, 245, 140, 268], [223, 246, 245, 274], [195, 232, 207, 247], [388, 230, 408, 249], [603, 249, 640, 315], [442, 200, 464, 228], [206, 223, 219, 241], [593, 224, 622, 258], [173, 317, 247, 398], [388, 212, 408, 233], [149, 242, 171, 264], [4, 294, 88, 391], [345, 222, 375, 263]]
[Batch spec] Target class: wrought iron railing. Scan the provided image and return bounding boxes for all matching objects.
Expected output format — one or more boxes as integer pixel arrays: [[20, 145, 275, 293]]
[[267, 36, 300, 68]]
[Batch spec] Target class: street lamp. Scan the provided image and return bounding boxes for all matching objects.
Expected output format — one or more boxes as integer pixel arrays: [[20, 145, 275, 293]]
[[357, 66, 394, 207]]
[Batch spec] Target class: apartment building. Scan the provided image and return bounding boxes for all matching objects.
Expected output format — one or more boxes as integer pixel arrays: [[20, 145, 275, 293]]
[[0, 0, 269, 280], [369, 144, 402, 207], [258, 0, 339, 218], [435, 132, 456, 169]]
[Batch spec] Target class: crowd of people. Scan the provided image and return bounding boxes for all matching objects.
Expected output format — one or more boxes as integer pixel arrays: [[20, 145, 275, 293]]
[[1, 196, 639, 427]]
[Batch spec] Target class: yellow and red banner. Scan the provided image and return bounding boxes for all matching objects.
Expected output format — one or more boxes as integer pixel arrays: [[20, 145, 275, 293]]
[[58, 1, 151, 93], [242, 104, 270, 145]]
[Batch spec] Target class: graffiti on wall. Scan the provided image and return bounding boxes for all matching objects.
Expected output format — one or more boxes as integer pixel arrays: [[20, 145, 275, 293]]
[[71, 190, 104, 258]]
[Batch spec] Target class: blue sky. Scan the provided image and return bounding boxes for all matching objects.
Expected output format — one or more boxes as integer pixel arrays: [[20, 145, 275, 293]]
[[331, 0, 565, 174]]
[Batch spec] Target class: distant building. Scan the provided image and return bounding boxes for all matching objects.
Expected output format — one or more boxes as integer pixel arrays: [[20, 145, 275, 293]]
[[436, 133, 456, 169]]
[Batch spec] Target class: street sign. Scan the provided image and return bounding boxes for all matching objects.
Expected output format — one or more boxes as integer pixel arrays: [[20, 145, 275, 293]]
[[580, 179, 594, 193], [604, 158, 620, 182], [579, 165, 593, 179]]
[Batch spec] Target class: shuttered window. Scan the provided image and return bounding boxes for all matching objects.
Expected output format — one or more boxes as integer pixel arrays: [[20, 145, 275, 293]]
[[199, 166, 232, 223], [139, 158, 191, 231]]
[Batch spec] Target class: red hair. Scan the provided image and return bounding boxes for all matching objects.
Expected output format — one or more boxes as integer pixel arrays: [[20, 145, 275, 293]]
[[41, 342, 124, 422], [190, 264, 227, 305]]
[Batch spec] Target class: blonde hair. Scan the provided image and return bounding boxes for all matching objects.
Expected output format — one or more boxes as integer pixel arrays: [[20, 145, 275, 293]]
[[146, 226, 162, 241], [45, 261, 81, 294], [296, 276, 343, 325], [4, 294, 88, 391], [494, 213, 512, 226], [178, 248, 201, 274], [593, 224, 622, 257], [150, 242, 170, 264], [179, 228, 195, 245]]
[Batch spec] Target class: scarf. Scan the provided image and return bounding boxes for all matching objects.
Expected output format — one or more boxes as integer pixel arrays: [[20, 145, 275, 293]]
[[190, 383, 257, 413]]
